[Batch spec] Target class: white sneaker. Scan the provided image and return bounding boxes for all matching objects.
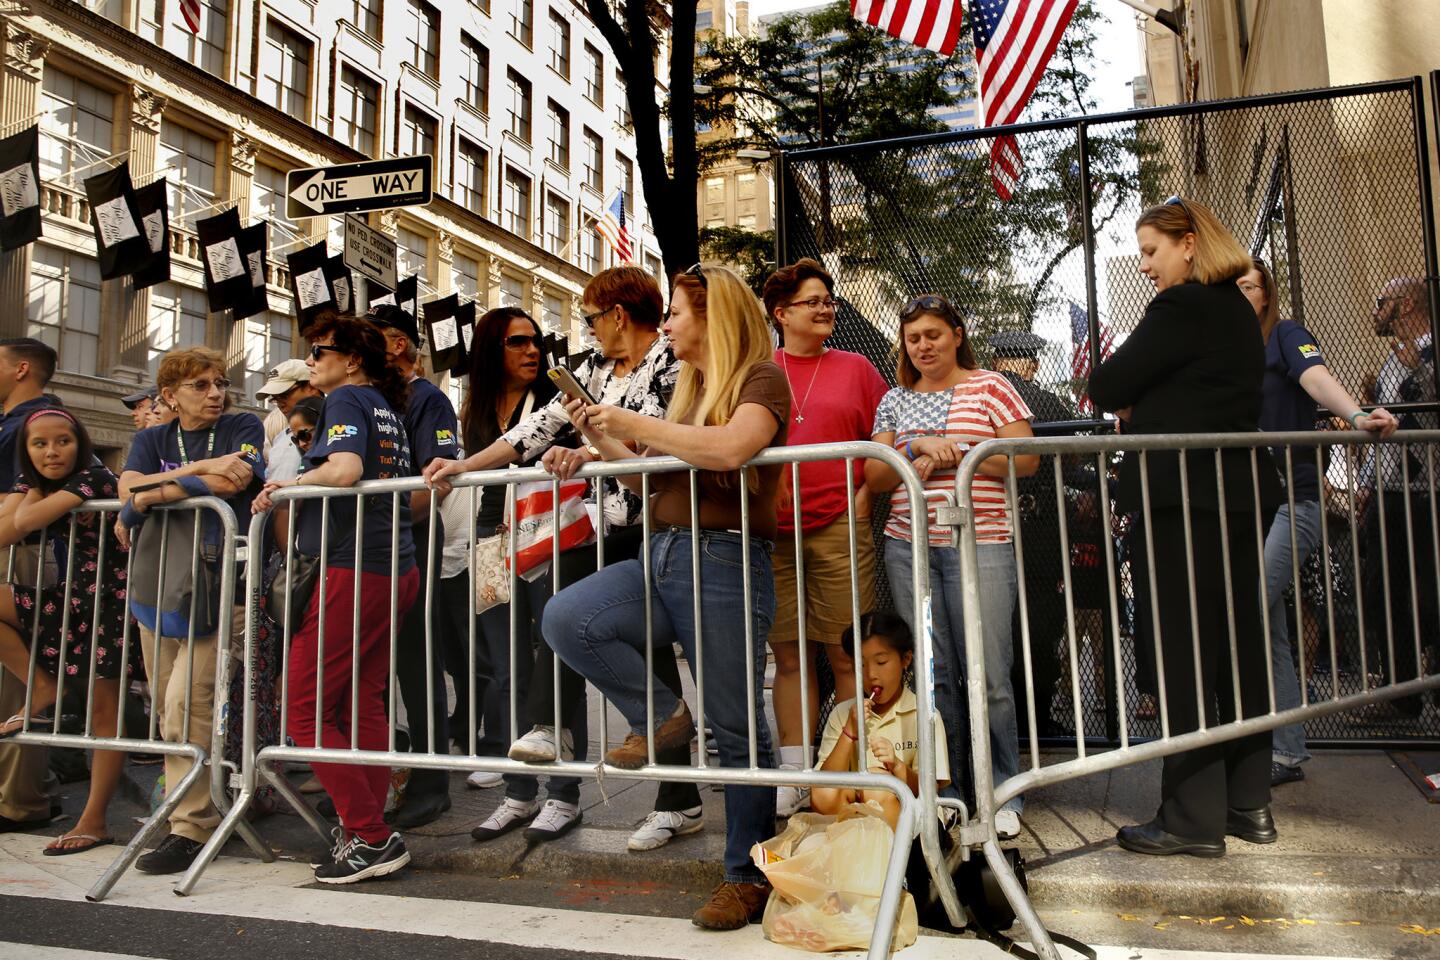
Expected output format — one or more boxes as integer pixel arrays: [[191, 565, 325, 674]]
[[628, 805, 704, 851], [471, 797, 542, 841], [995, 809, 1021, 839], [776, 765, 810, 817], [507, 725, 575, 763], [466, 770, 504, 789], [523, 799, 583, 842]]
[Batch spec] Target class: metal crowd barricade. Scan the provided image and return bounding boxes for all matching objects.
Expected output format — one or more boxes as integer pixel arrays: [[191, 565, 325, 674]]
[[0, 496, 265, 901], [180, 441, 963, 958], [952, 429, 1440, 960]]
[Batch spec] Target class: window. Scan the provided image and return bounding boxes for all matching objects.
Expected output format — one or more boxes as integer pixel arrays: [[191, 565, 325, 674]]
[[543, 291, 565, 333], [453, 253, 481, 301], [346, 0, 381, 38], [260, 19, 311, 118], [455, 138, 488, 214], [617, 154, 634, 213], [504, 166, 531, 239], [252, 163, 301, 249], [696, 8, 713, 31], [38, 69, 115, 183], [544, 191, 569, 256], [157, 121, 218, 227], [336, 66, 379, 155], [406, 0, 440, 78], [243, 312, 294, 397], [506, 69, 532, 143], [400, 104, 437, 160], [163, 0, 227, 75], [580, 217, 602, 274], [582, 127, 602, 192], [644, 252, 662, 287], [704, 175, 725, 225], [28, 245, 101, 377], [615, 69, 632, 131], [547, 100, 569, 169], [583, 42, 603, 105], [469, 0, 490, 13], [139, 0, 163, 43], [737, 171, 757, 228], [500, 274, 525, 308], [460, 35, 489, 113], [510, 0, 533, 47], [397, 226, 428, 277], [146, 282, 209, 377], [548, 10, 570, 78]]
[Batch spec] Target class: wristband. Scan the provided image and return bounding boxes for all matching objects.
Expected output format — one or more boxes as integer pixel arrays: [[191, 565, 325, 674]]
[[1349, 410, 1367, 429], [905, 441, 916, 461], [177, 476, 211, 498], [841, 727, 857, 741]]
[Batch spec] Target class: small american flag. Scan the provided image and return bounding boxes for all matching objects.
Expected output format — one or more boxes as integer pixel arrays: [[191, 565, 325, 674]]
[[594, 191, 632, 264], [973, 0, 1078, 198], [178, 0, 202, 35], [1070, 301, 1113, 415], [849, 0, 965, 56]]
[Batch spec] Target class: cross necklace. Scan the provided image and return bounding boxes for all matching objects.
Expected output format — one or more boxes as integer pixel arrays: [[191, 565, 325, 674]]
[[781, 349, 825, 424]]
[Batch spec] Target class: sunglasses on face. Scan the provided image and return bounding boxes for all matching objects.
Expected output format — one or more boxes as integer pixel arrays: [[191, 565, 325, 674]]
[[179, 378, 231, 393], [292, 428, 313, 445], [1375, 295, 1404, 311], [310, 344, 345, 360], [581, 305, 616, 329], [505, 334, 543, 350]]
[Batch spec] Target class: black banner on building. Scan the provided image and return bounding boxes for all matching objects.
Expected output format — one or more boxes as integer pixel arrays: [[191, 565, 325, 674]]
[[287, 240, 334, 333], [234, 222, 269, 321], [196, 207, 249, 311], [0, 125, 42, 251], [368, 274, 417, 323], [84, 161, 147, 279], [132, 178, 170, 289], [454, 299, 476, 376], [423, 293, 461, 375], [324, 254, 354, 314]]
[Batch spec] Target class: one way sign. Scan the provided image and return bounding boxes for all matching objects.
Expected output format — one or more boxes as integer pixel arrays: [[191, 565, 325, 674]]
[[286, 155, 433, 219]]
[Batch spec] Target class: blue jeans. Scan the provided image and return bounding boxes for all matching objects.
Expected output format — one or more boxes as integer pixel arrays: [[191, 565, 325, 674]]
[[884, 536, 1022, 814], [543, 528, 777, 883], [1263, 499, 1322, 767]]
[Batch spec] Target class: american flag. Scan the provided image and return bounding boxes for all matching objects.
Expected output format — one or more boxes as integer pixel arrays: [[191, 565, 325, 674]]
[[594, 190, 632, 264], [178, 0, 202, 34], [973, 0, 1078, 199], [849, 0, 965, 56], [1069, 301, 1113, 415]]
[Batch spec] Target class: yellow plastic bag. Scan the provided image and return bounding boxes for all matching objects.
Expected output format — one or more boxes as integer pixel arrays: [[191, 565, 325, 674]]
[[751, 803, 918, 953]]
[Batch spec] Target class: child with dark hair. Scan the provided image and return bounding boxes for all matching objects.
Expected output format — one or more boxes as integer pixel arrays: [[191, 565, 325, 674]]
[[0, 408, 130, 854], [812, 611, 950, 829]]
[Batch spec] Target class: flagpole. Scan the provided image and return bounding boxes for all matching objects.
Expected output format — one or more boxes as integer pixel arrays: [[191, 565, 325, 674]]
[[1107, 0, 1183, 35], [0, 109, 53, 138], [54, 148, 134, 188]]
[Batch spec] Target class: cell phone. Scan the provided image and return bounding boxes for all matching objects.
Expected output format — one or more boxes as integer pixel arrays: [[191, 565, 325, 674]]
[[548, 367, 597, 406]]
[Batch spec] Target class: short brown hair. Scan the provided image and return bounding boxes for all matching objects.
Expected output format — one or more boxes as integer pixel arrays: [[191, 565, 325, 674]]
[[307, 312, 411, 412], [761, 258, 834, 326], [581, 266, 663, 329], [896, 294, 977, 388], [156, 346, 226, 392], [1136, 197, 1251, 285], [1248, 257, 1280, 329]]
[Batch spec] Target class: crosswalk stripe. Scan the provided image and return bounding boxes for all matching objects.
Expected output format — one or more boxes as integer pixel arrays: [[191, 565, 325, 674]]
[[0, 945, 153, 960]]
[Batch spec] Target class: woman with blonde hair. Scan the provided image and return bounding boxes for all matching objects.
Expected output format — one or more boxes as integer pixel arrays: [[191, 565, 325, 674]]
[[1090, 197, 1283, 857], [543, 263, 789, 931]]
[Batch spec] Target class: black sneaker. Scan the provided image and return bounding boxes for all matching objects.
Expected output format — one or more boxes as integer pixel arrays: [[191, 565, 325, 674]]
[[313, 832, 410, 884], [1270, 761, 1305, 787], [135, 834, 205, 875]]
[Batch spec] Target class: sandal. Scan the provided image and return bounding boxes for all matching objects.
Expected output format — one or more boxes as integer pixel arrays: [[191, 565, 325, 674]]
[[42, 833, 114, 857], [0, 714, 26, 740]]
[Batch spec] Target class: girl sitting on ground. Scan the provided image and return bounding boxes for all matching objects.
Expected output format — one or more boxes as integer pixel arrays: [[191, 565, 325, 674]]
[[812, 610, 950, 829], [0, 409, 130, 855]]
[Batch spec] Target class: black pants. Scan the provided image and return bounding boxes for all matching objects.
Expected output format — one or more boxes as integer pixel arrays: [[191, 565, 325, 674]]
[[1131, 506, 1270, 841], [395, 522, 452, 798], [504, 526, 702, 811], [1362, 489, 1437, 717]]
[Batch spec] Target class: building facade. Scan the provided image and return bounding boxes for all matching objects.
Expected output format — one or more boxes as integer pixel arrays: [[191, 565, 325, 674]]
[[1, 0, 660, 458], [695, 0, 773, 235]]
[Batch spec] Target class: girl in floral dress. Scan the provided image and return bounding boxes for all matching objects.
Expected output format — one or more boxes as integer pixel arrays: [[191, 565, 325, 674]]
[[0, 408, 130, 855]]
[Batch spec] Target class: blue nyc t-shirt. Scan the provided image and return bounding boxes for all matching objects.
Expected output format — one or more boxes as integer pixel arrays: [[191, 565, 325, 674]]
[[1259, 320, 1328, 501], [123, 412, 268, 520], [299, 384, 415, 574], [405, 376, 460, 472]]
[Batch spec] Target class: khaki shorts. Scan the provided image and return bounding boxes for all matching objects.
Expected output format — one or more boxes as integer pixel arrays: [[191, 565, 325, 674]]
[[770, 512, 876, 647]]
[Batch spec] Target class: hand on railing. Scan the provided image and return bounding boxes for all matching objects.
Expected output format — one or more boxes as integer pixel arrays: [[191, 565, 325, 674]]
[[1354, 406, 1399, 439], [541, 444, 595, 481], [254, 478, 298, 514], [421, 457, 464, 496]]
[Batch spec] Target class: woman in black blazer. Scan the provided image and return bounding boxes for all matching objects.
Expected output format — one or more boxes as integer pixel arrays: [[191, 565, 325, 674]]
[[1089, 197, 1282, 857]]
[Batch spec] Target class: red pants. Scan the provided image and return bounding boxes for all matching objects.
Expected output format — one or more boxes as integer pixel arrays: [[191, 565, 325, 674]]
[[287, 566, 419, 844]]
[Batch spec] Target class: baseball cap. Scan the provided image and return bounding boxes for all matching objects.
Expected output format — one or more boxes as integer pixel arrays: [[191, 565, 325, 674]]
[[366, 302, 421, 347], [121, 387, 157, 409], [256, 358, 314, 398], [987, 330, 1048, 359]]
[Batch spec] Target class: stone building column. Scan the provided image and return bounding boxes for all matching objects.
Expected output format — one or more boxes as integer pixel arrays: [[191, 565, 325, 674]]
[[486, 254, 503, 311], [0, 25, 50, 338], [530, 275, 547, 332], [111, 84, 167, 378], [221, 133, 255, 384]]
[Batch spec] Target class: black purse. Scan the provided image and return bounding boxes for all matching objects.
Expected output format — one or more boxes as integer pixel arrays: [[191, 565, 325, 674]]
[[266, 551, 321, 627]]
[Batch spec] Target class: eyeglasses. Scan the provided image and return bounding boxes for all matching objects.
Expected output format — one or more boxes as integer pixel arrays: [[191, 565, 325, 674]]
[[179, 378, 231, 393], [505, 334, 543, 350], [581, 305, 616, 329], [292, 428, 313, 445], [783, 297, 839, 312], [1165, 194, 1195, 225], [1375, 295, 1405, 311], [310, 344, 345, 361], [683, 262, 708, 288]]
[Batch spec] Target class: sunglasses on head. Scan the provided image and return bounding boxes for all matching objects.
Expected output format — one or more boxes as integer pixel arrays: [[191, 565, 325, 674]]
[[683, 262, 707, 288], [899, 295, 961, 328], [1165, 194, 1195, 225]]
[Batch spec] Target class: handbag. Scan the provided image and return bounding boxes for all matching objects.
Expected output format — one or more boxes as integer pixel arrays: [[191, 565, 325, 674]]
[[472, 531, 510, 614], [267, 550, 321, 626], [129, 508, 222, 638]]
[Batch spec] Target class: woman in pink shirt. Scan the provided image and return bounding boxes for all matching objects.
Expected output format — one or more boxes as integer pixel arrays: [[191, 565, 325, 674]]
[[761, 259, 889, 817]]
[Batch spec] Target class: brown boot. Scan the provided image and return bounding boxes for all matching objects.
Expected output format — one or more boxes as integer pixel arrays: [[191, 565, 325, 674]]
[[691, 880, 770, 930], [605, 702, 695, 769]]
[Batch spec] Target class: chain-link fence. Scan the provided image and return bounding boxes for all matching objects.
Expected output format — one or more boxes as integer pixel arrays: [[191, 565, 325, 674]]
[[779, 76, 1440, 747]]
